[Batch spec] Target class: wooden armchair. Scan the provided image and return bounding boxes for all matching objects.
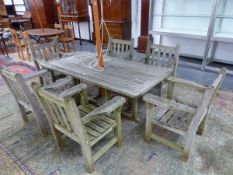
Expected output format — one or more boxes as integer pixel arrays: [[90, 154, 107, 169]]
[[107, 37, 134, 60], [145, 34, 180, 76], [143, 68, 227, 161], [32, 78, 126, 173], [9, 29, 30, 60], [0, 68, 50, 136]]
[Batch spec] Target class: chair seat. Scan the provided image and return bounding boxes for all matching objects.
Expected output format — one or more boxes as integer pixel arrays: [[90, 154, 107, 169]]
[[152, 106, 194, 134], [55, 105, 116, 147], [85, 115, 116, 145]]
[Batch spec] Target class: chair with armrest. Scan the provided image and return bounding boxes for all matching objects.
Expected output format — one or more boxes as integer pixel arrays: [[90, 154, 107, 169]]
[[31, 78, 126, 173], [143, 68, 227, 161], [0, 68, 50, 136]]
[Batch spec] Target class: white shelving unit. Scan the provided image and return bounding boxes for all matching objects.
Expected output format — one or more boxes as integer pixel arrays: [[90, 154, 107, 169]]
[[209, 0, 233, 65], [148, 0, 233, 70]]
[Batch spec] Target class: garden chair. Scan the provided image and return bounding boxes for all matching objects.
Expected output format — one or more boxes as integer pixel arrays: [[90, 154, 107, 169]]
[[143, 68, 227, 161], [0, 68, 50, 136], [32, 78, 126, 173]]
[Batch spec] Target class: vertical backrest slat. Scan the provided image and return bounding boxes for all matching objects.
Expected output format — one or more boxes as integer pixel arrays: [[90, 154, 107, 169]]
[[57, 105, 73, 132]]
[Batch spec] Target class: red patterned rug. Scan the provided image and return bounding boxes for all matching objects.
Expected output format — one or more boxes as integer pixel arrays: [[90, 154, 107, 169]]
[[0, 56, 35, 86]]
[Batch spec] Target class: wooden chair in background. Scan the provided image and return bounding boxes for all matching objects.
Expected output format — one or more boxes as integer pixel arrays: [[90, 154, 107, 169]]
[[54, 23, 75, 52], [32, 78, 126, 173], [29, 38, 70, 81], [145, 34, 180, 76], [9, 29, 30, 61], [107, 37, 134, 60], [0, 68, 50, 136], [143, 68, 227, 161]]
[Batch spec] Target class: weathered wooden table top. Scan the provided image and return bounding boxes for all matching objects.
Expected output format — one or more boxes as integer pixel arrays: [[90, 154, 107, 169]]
[[40, 51, 173, 98]]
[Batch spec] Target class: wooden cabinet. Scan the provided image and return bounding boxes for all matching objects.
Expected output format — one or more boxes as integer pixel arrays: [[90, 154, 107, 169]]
[[91, 0, 131, 44], [28, 0, 58, 28]]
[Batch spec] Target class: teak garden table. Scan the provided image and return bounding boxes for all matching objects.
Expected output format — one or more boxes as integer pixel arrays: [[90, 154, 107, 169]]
[[39, 51, 173, 121]]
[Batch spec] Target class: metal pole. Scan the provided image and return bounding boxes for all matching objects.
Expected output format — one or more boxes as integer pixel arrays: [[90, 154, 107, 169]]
[[201, 0, 219, 70]]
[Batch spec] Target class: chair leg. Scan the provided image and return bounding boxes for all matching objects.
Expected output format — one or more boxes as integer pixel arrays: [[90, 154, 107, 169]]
[[16, 46, 21, 58], [26, 48, 30, 61], [180, 150, 189, 162], [145, 103, 153, 142], [114, 107, 122, 147], [80, 142, 94, 173], [51, 126, 64, 151], [197, 115, 207, 135], [63, 42, 67, 52], [18, 104, 29, 123], [20, 46, 24, 60]]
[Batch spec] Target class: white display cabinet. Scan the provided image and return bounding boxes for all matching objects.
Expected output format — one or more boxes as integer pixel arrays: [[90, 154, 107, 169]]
[[209, 0, 233, 65], [149, 0, 213, 40], [148, 0, 233, 70]]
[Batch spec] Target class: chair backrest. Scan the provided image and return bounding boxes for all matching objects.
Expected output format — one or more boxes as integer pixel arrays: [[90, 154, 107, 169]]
[[0, 69, 32, 108], [54, 23, 62, 30], [107, 37, 134, 60], [146, 34, 180, 75], [63, 25, 74, 39], [29, 39, 61, 70], [32, 82, 82, 136]]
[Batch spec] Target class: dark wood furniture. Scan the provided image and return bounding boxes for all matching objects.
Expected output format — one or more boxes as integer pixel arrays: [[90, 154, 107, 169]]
[[27, 28, 64, 43], [27, 0, 58, 28], [57, 0, 91, 44], [91, 0, 132, 44], [137, 0, 149, 52]]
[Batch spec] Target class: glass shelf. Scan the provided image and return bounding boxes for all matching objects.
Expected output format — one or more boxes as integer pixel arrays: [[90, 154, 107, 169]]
[[151, 0, 212, 40], [213, 0, 233, 42], [150, 28, 207, 40], [154, 14, 210, 18]]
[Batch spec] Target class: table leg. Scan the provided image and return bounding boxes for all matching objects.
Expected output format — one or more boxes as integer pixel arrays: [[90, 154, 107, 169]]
[[104, 89, 110, 102], [157, 81, 163, 97], [130, 98, 139, 122]]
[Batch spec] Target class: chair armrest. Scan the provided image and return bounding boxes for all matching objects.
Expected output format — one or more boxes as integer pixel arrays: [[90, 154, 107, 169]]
[[143, 94, 196, 114], [43, 77, 74, 90], [59, 83, 87, 98], [23, 69, 49, 80], [82, 96, 126, 124], [167, 76, 206, 92]]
